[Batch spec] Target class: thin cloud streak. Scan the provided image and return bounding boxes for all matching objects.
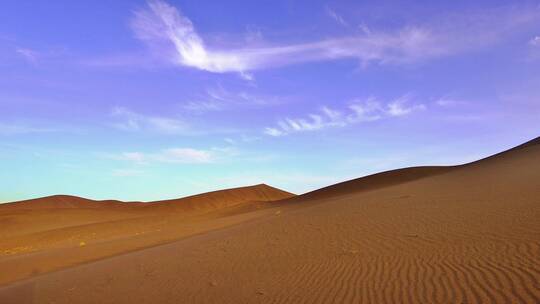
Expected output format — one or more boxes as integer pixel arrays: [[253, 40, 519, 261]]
[[110, 106, 247, 136], [131, 0, 442, 73], [111, 107, 188, 134], [115, 148, 214, 164], [131, 0, 540, 75], [112, 146, 238, 165], [182, 85, 281, 113], [15, 47, 40, 63], [325, 6, 347, 26], [0, 123, 57, 135], [264, 95, 425, 136]]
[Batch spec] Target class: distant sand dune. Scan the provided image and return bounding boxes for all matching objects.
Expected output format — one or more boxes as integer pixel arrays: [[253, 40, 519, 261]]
[[0, 183, 293, 211], [0, 184, 294, 285], [0, 137, 539, 303]]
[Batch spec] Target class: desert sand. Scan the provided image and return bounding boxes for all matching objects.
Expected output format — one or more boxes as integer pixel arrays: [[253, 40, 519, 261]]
[[0, 137, 539, 303]]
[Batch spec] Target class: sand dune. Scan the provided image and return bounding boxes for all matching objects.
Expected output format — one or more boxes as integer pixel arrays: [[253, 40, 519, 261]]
[[147, 183, 294, 212], [0, 137, 539, 303], [0, 183, 293, 240], [0, 195, 132, 210], [0, 184, 293, 211], [0, 184, 294, 286]]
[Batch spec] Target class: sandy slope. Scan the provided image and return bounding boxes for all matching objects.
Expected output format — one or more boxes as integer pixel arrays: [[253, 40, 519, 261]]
[[1, 138, 539, 303], [0, 184, 294, 285]]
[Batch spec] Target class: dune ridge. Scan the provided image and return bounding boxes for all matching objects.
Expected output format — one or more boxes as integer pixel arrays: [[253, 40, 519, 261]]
[[148, 183, 294, 212], [284, 136, 540, 204], [0, 183, 293, 211], [0, 184, 294, 286]]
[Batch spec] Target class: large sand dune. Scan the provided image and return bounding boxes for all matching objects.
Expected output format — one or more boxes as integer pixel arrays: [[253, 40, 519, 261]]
[[1, 137, 539, 303]]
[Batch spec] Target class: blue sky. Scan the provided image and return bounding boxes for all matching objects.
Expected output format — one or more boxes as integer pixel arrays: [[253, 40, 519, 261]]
[[1, 0, 539, 202]]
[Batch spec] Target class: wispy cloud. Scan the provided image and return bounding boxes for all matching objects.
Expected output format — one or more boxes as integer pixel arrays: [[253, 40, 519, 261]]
[[264, 128, 285, 137], [182, 99, 222, 112], [111, 107, 188, 134], [154, 148, 214, 163], [131, 0, 440, 72], [132, 0, 238, 73], [325, 6, 347, 27], [243, 26, 264, 44], [110, 106, 247, 135], [223, 134, 260, 145], [435, 97, 468, 107], [115, 148, 213, 164], [118, 152, 146, 163], [0, 123, 56, 135], [264, 95, 425, 136], [530, 36, 540, 46], [131, 0, 540, 75], [386, 95, 426, 116], [14, 46, 69, 65], [358, 23, 372, 35], [113, 146, 237, 165], [15, 47, 40, 63], [182, 85, 280, 112]]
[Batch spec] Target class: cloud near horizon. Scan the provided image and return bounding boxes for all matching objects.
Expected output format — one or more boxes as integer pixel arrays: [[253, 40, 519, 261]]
[[131, 0, 540, 76], [264, 95, 425, 136], [115, 148, 215, 164], [0, 123, 57, 136], [111, 106, 188, 134]]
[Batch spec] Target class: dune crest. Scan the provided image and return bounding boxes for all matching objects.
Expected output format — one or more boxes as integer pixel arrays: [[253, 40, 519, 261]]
[[0, 183, 294, 211], [148, 183, 294, 212]]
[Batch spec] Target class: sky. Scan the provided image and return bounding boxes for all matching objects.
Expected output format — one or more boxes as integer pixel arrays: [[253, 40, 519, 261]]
[[1, 0, 539, 202]]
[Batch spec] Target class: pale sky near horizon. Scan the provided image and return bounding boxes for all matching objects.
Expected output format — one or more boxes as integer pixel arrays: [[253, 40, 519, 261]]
[[1, 0, 539, 202]]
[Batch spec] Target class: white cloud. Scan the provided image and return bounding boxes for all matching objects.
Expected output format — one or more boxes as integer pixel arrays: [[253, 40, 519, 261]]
[[14, 46, 69, 65], [435, 97, 467, 107], [265, 95, 425, 136], [224, 137, 236, 144], [386, 95, 426, 116], [348, 97, 384, 122], [132, 0, 246, 73], [182, 100, 222, 112], [131, 0, 540, 75], [358, 23, 372, 35], [181, 85, 278, 112], [239, 71, 255, 81], [115, 148, 215, 164], [325, 7, 347, 26], [156, 148, 213, 163], [530, 36, 540, 46], [15, 47, 39, 63], [112, 146, 240, 165], [224, 134, 261, 144], [0, 123, 56, 135], [120, 152, 146, 163], [244, 26, 264, 44], [264, 127, 285, 137], [111, 107, 188, 134], [131, 1, 439, 72]]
